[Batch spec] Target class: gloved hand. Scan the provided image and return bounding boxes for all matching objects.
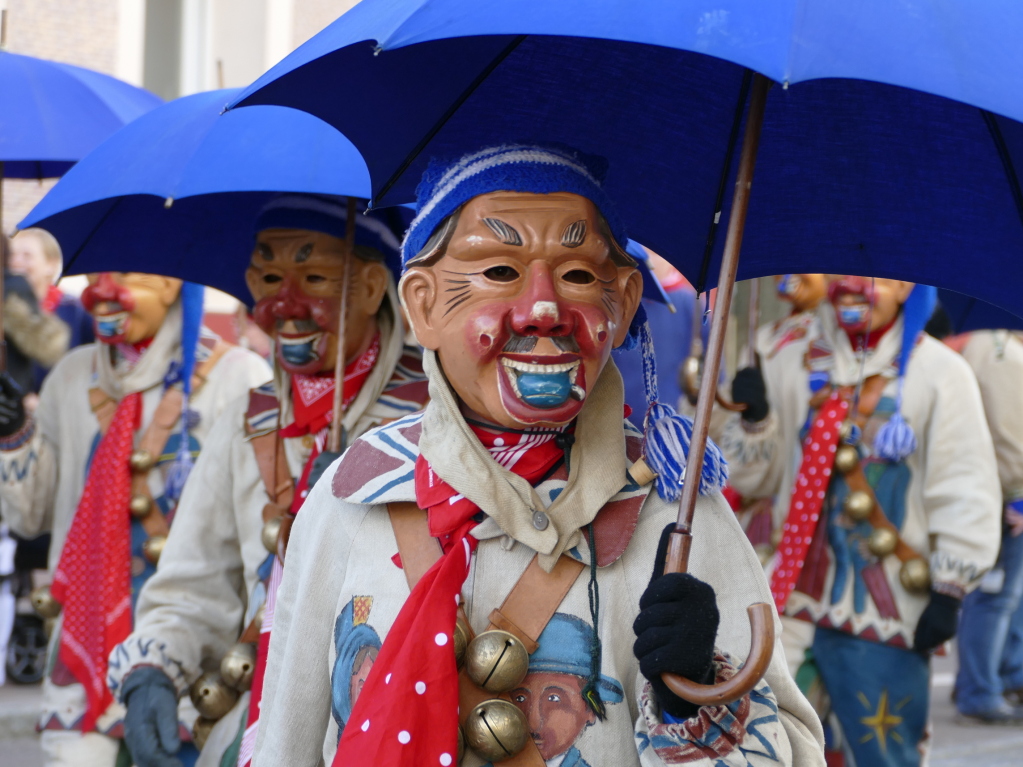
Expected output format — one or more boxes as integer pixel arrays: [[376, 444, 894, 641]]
[[731, 367, 769, 423], [913, 590, 961, 655], [0, 373, 26, 438], [633, 523, 720, 720], [122, 666, 183, 767], [307, 449, 343, 491]]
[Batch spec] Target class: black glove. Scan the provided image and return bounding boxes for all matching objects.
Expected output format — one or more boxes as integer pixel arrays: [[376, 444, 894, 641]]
[[633, 523, 720, 720], [731, 367, 769, 423], [913, 590, 961, 655], [307, 450, 343, 492], [122, 666, 183, 767], [0, 373, 26, 438]]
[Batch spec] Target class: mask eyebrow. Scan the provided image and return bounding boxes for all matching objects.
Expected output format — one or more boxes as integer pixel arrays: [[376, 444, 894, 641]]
[[256, 243, 274, 261], [561, 220, 587, 248], [482, 217, 523, 246], [295, 243, 314, 263]]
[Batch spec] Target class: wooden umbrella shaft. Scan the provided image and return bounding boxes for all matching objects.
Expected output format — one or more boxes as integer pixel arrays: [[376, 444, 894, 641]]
[[666, 73, 771, 574], [747, 276, 761, 369], [327, 197, 358, 453]]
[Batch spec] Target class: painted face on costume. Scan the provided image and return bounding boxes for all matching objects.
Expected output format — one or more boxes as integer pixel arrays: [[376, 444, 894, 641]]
[[826, 275, 914, 334], [81, 272, 182, 345], [401, 192, 643, 429], [245, 228, 389, 376], [774, 273, 826, 313], [510, 672, 595, 761]]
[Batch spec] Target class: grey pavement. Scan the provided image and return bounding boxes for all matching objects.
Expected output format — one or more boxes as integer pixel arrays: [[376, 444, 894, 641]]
[[1, 652, 1021, 766]]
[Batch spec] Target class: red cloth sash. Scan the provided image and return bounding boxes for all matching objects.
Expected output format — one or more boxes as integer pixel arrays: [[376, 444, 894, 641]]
[[52, 392, 141, 732], [769, 392, 849, 611]]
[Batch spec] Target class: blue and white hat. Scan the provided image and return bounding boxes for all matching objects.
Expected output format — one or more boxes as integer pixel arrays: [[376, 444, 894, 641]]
[[256, 194, 404, 278], [401, 144, 627, 267]]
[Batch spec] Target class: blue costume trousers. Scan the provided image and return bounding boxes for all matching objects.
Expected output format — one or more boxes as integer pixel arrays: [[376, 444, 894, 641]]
[[813, 627, 929, 767], [956, 523, 1023, 714]]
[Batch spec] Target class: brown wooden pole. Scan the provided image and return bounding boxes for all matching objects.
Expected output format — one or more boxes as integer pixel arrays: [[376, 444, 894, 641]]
[[659, 73, 774, 706], [747, 277, 761, 369], [327, 197, 358, 453]]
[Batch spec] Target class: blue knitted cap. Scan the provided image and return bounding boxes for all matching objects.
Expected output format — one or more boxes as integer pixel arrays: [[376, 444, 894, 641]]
[[255, 194, 402, 267], [401, 144, 627, 267]]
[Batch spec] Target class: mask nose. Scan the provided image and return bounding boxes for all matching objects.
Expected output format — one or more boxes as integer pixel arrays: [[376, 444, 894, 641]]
[[508, 263, 574, 338], [270, 275, 312, 319]]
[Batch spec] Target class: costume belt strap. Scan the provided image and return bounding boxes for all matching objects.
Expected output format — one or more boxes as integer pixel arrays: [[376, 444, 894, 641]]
[[387, 501, 584, 767]]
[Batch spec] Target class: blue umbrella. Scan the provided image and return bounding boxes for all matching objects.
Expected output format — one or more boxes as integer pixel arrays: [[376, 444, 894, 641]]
[[937, 289, 1023, 335], [0, 50, 161, 179], [19, 89, 403, 303], [230, 0, 1023, 322]]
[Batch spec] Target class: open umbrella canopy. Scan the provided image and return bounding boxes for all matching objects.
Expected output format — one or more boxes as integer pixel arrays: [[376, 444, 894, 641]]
[[0, 50, 161, 179], [20, 88, 392, 303], [230, 0, 1023, 321], [937, 289, 1023, 334]]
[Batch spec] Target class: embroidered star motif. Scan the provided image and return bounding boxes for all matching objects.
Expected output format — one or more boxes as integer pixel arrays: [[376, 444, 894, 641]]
[[858, 689, 907, 753]]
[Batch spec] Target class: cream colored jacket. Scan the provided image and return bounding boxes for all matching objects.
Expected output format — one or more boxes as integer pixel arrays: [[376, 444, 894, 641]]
[[252, 353, 824, 767]]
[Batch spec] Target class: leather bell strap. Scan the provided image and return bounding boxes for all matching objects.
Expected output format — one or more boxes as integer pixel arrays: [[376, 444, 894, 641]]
[[388, 501, 585, 767], [841, 461, 921, 564]]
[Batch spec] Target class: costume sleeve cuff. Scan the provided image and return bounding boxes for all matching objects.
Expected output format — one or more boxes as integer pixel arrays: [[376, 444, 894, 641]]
[[930, 550, 985, 592], [0, 418, 35, 451], [108, 636, 191, 700]]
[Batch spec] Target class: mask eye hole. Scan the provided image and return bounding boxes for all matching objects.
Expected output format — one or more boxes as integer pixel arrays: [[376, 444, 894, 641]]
[[305, 274, 327, 284], [562, 269, 595, 285], [263, 274, 282, 284], [483, 265, 519, 282]]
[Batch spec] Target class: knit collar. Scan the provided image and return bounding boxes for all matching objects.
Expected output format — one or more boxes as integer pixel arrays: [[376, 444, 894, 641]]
[[419, 350, 629, 571]]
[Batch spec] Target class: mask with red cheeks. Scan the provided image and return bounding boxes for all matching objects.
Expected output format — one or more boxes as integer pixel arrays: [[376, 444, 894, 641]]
[[401, 192, 643, 430], [82, 272, 182, 345], [826, 275, 914, 334], [245, 228, 390, 376]]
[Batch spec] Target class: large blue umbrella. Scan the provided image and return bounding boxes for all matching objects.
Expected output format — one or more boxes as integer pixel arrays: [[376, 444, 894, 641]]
[[230, 0, 1023, 322], [18, 88, 401, 303], [937, 290, 1023, 334], [0, 50, 161, 179]]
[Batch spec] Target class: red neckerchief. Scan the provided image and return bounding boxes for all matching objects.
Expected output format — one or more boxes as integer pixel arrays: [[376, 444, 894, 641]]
[[42, 285, 63, 314], [333, 424, 567, 767], [52, 392, 142, 731], [843, 313, 898, 350]]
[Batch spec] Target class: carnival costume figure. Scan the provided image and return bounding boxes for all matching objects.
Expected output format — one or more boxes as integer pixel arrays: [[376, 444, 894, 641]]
[[251, 146, 825, 767], [108, 196, 429, 767], [722, 275, 1001, 765], [0, 273, 271, 766]]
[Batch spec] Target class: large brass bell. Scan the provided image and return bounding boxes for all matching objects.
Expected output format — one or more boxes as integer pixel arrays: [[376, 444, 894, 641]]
[[189, 671, 239, 720], [220, 642, 257, 691], [834, 445, 859, 474], [457, 724, 465, 763], [843, 491, 874, 522], [129, 448, 155, 473], [463, 699, 529, 762], [900, 557, 931, 593], [192, 716, 217, 751], [453, 617, 470, 668], [679, 356, 702, 401], [867, 527, 898, 557], [261, 516, 284, 554], [129, 494, 153, 518], [30, 585, 61, 619], [143, 535, 167, 564], [465, 630, 529, 693]]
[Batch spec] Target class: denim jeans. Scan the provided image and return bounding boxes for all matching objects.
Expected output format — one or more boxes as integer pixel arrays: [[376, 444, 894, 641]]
[[956, 520, 1023, 714]]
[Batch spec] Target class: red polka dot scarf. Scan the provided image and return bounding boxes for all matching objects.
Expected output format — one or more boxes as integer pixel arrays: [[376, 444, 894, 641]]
[[769, 391, 849, 611], [52, 391, 141, 732]]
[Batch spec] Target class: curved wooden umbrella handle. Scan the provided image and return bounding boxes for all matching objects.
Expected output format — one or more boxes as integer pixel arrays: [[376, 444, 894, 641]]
[[660, 602, 775, 706], [715, 389, 748, 412]]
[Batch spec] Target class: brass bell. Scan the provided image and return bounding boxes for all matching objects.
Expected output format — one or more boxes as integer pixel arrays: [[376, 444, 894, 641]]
[[129, 448, 155, 473], [457, 724, 465, 763], [129, 494, 153, 518], [680, 356, 702, 401], [464, 699, 529, 762], [261, 516, 284, 554], [30, 585, 62, 619], [143, 535, 167, 564], [843, 491, 874, 522], [900, 557, 931, 593], [189, 671, 239, 720], [220, 642, 257, 691], [453, 617, 470, 669], [192, 716, 217, 751], [253, 602, 266, 631], [867, 527, 898, 557], [834, 445, 859, 474], [465, 630, 529, 693]]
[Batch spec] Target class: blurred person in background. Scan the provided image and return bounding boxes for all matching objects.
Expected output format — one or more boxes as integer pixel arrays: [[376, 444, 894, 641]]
[[9, 228, 94, 392]]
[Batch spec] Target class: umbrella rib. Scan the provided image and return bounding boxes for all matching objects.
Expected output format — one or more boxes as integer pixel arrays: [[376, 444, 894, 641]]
[[372, 34, 528, 207], [61, 197, 125, 277], [982, 110, 1023, 233], [694, 69, 753, 294]]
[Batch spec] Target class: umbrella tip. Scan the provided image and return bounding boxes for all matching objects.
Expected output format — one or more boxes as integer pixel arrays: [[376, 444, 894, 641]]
[[164, 197, 174, 209]]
